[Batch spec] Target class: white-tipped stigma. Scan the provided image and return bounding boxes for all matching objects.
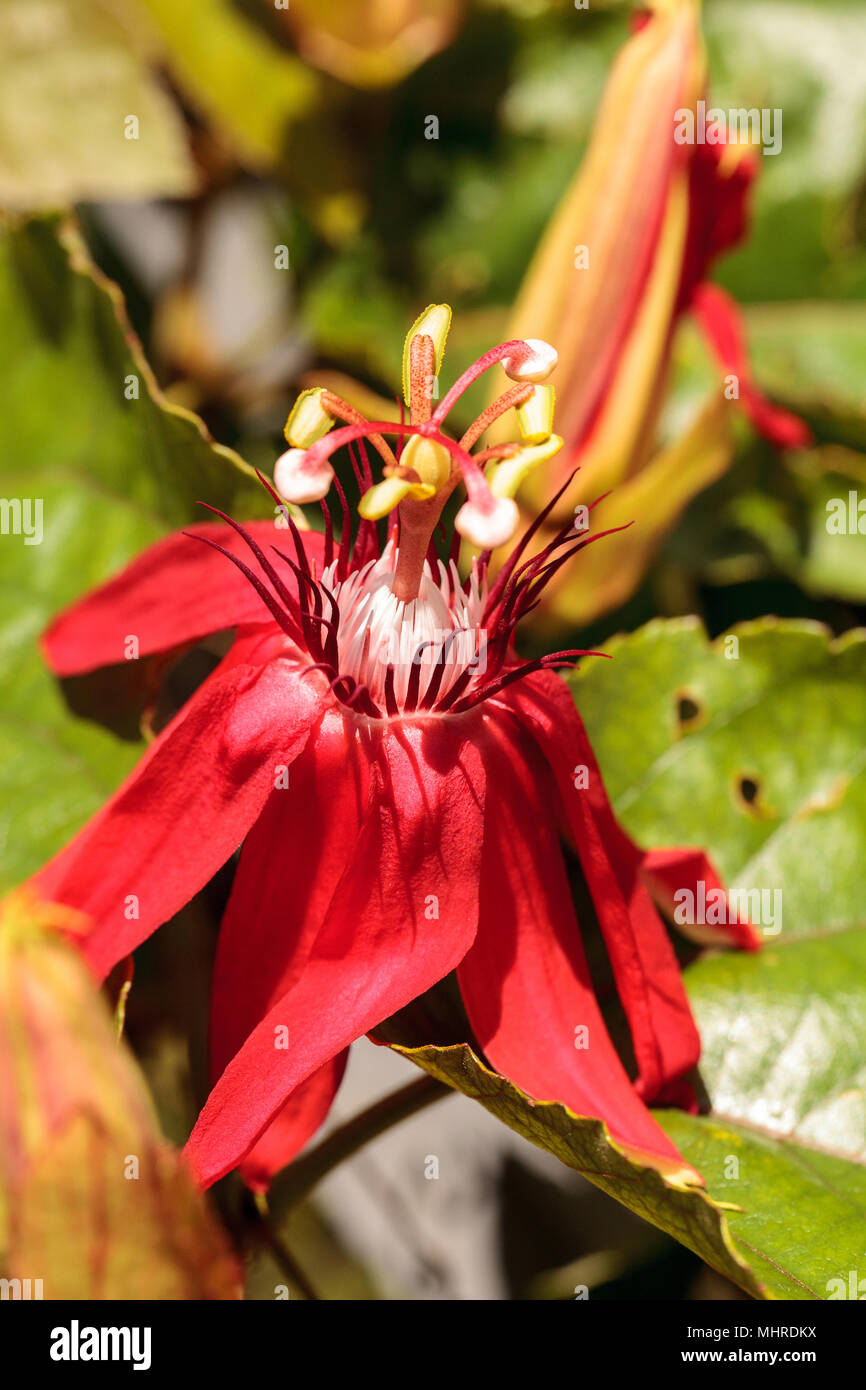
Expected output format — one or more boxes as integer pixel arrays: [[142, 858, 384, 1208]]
[[274, 447, 334, 505], [454, 496, 520, 550], [502, 338, 558, 384], [322, 540, 487, 709]]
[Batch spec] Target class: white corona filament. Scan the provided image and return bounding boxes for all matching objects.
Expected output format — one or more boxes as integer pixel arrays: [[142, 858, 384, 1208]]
[[321, 540, 488, 709]]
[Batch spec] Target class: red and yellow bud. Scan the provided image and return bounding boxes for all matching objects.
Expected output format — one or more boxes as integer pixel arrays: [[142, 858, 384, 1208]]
[[0, 890, 240, 1299], [500, 0, 703, 497], [487, 1, 804, 628]]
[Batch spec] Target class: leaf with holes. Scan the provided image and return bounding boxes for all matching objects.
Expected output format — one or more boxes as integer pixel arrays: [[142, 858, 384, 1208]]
[[570, 617, 866, 1296], [574, 617, 866, 938], [0, 214, 268, 889]]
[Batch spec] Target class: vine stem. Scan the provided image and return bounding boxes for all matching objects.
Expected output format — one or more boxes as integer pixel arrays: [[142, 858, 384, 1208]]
[[273, 1074, 451, 1211], [252, 1195, 321, 1301]]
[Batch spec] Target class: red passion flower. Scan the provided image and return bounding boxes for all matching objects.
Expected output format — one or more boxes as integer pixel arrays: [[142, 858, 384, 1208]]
[[34, 307, 758, 1192]]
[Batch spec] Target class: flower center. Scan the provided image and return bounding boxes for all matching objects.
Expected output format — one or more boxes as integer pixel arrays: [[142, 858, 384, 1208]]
[[322, 539, 487, 710]]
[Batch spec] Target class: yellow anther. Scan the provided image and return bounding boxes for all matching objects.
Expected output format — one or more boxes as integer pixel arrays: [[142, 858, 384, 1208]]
[[399, 434, 452, 493], [489, 434, 564, 499], [516, 385, 555, 445], [284, 388, 336, 448], [358, 475, 435, 520], [401, 304, 452, 406]]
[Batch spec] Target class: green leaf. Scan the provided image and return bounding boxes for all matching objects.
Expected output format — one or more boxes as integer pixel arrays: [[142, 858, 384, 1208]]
[[0, 215, 267, 888], [727, 446, 866, 603], [573, 617, 866, 936], [393, 1040, 768, 1299], [705, 2, 866, 303], [659, 1111, 866, 1301], [570, 617, 866, 1295], [682, 934, 866, 1162], [745, 303, 866, 443], [0, 0, 195, 208]]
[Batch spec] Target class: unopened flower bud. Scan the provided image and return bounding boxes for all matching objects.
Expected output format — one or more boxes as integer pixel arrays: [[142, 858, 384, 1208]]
[[0, 891, 240, 1298]]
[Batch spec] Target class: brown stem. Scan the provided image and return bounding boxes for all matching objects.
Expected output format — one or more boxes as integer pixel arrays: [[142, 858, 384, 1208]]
[[252, 1199, 321, 1300], [273, 1075, 450, 1211]]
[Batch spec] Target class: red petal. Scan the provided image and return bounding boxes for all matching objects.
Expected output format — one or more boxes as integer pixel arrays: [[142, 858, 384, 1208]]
[[501, 672, 702, 1105], [43, 521, 324, 676], [640, 846, 761, 952], [458, 711, 698, 1180], [33, 638, 325, 979], [238, 1052, 349, 1192], [691, 282, 812, 450], [678, 140, 756, 309], [184, 721, 485, 1189], [209, 708, 369, 1185], [520, 675, 760, 955]]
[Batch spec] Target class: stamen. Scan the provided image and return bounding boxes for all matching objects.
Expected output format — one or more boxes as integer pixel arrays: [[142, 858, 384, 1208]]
[[515, 384, 556, 444], [284, 388, 336, 449], [432, 338, 558, 426], [321, 393, 397, 471], [219, 311, 628, 720], [401, 304, 451, 406], [459, 383, 534, 452]]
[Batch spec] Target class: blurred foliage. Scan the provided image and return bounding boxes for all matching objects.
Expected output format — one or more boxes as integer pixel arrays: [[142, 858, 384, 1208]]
[[0, 0, 195, 207]]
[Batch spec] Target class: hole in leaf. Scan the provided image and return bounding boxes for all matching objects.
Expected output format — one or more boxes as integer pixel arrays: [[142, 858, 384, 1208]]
[[674, 690, 704, 734], [734, 773, 775, 819]]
